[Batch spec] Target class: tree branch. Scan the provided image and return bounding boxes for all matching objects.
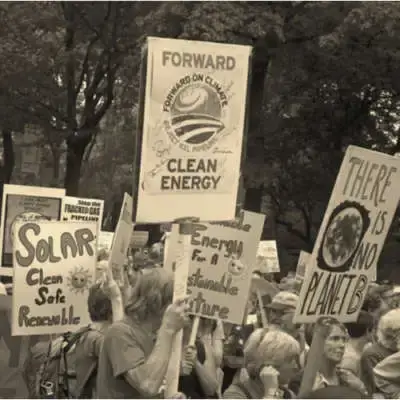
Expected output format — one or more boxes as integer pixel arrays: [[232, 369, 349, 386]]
[[296, 201, 313, 246], [275, 217, 308, 244], [75, 36, 99, 99], [10, 89, 67, 124], [83, 131, 98, 163], [84, 4, 118, 128], [63, 2, 77, 131]]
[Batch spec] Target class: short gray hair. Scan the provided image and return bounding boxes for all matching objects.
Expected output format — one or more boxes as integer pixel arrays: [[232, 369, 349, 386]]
[[377, 309, 400, 349], [244, 328, 301, 379]]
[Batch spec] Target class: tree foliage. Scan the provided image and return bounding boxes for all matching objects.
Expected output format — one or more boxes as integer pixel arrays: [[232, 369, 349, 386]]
[[1, 1, 399, 274]]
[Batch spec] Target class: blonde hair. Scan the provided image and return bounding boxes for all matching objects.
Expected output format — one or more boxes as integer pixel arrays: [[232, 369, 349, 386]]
[[244, 328, 301, 379], [377, 309, 400, 349], [124, 267, 173, 321]]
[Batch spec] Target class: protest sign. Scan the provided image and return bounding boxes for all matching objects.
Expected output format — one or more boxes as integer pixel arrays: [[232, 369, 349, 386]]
[[130, 231, 149, 249], [134, 36, 251, 223], [12, 221, 97, 336], [251, 275, 279, 307], [108, 193, 133, 286], [0, 184, 65, 276], [61, 196, 104, 230], [167, 210, 265, 324], [296, 250, 311, 280], [294, 146, 400, 323], [255, 240, 280, 273], [98, 231, 114, 253]]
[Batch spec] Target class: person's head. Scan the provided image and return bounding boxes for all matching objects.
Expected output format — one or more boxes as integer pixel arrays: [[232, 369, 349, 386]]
[[124, 267, 173, 326], [244, 328, 301, 385], [345, 311, 374, 342], [322, 319, 348, 365], [264, 291, 299, 325], [87, 283, 113, 322], [376, 308, 400, 351]]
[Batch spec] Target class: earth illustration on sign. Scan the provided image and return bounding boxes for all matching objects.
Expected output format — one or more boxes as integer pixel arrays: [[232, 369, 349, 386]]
[[318, 201, 370, 273], [170, 83, 225, 145]]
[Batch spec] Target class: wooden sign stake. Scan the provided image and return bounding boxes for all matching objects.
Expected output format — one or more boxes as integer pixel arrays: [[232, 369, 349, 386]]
[[164, 217, 199, 398]]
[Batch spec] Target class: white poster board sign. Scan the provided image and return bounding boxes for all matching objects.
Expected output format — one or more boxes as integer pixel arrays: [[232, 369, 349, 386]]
[[98, 231, 114, 253], [0, 184, 65, 276], [296, 250, 311, 280], [135, 36, 251, 223], [166, 210, 265, 325], [256, 240, 280, 273], [61, 196, 104, 230], [12, 221, 97, 336], [294, 146, 400, 323], [130, 231, 149, 249], [109, 193, 133, 286]]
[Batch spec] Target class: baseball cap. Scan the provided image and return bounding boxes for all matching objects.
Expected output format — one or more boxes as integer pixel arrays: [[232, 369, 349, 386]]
[[265, 291, 299, 311]]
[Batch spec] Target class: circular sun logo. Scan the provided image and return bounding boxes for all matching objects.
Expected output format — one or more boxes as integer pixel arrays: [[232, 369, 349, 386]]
[[170, 84, 224, 147], [66, 266, 92, 294]]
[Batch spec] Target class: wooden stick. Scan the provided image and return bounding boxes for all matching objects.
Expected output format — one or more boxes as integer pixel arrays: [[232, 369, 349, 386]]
[[189, 315, 200, 347], [256, 290, 268, 327], [298, 318, 331, 398], [164, 218, 198, 398]]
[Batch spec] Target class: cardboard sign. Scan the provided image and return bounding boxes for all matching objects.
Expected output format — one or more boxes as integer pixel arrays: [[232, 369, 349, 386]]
[[135, 36, 251, 223], [12, 221, 97, 336], [130, 231, 149, 249], [256, 240, 280, 273], [61, 196, 104, 230], [294, 146, 400, 323], [108, 193, 133, 286], [98, 231, 114, 253], [0, 294, 46, 397], [0, 184, 65, 275], [296, 250, 311, 279], [251, 275, 279, 300], [166, 210, 265, 325]]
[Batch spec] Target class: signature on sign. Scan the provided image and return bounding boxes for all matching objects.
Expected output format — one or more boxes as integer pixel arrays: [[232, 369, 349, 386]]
[[213, 148, 232, 154], [145, 141, 171, 180], [153, 140, 171, 159]]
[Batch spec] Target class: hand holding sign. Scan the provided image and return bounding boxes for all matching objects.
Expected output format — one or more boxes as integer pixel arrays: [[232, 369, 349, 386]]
[[98, 262, 121, 301], [162, 297, 190, 334]]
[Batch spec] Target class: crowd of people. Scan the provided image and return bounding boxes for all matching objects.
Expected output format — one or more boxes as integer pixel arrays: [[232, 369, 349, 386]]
[[13, 240, 400, 399]]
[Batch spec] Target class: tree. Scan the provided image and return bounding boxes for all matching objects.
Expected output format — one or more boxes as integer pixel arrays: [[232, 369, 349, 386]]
[[0, 2, 157, 195]]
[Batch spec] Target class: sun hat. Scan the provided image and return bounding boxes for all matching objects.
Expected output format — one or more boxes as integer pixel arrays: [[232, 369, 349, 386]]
[[265, 291, 299, 311]]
